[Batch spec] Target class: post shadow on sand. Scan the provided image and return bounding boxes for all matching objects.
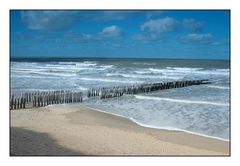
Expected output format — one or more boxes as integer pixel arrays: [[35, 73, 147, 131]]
[[10, 127, 82, 156]]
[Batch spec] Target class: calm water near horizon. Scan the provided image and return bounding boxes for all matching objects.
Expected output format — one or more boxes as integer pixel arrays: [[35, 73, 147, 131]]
[[10, 58, 230, 140]]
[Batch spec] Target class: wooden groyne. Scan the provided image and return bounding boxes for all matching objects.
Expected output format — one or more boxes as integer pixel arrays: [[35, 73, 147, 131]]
[[10, 79, 210, 110], [88, 79, 210, 99], [10, 90, 83, 110]]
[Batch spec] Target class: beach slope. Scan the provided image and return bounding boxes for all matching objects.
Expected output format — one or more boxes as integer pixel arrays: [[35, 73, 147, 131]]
[[10, 105, 229, 155]]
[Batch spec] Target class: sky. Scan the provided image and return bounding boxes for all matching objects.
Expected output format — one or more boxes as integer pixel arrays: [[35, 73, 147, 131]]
[[10, 10, 230, 59]]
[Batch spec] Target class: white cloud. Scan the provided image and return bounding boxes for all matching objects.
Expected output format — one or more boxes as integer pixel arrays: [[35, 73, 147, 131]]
[[141, 17, 179, 33], [63, 25, 123, 43], [132, 33, 165, 42], [133, 17, 179, 42], [21, 11, 80, 30], [177, 33, 212, 43], [183, 19, 205, 32], [98, 25, 123, 38], [20, 11, 128, 31], [210, 42, 221, 46], [20, 11, 165, 31]]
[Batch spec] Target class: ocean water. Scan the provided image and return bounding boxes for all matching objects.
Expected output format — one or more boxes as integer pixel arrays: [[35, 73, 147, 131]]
[[10, 58, 230, 140]]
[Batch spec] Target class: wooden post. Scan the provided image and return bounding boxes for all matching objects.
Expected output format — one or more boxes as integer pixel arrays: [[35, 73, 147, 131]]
[[37, 95, 40, 107], [42, 95, 45, 106], [20, 97, 23, 109], [23, 98, 26, 109], [47, 93, 50, 105], [40, 96, 43, 107], [17, 98, 19, 109], [80, 93, 83, 102], [29, 93, 31, 102], [13, 98, 16, 109], [34, 95, 37, 107], [33, 96, 35, 107], [10, 95, 14, 110]]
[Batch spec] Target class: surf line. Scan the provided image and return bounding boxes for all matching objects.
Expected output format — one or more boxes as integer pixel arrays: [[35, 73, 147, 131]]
[[206, 85, 229, 90], [82, 105, 229, 142], [134, 95, 229, 107]]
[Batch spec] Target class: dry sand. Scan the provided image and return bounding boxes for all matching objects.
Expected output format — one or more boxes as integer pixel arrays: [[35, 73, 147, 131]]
[[10, 104, 229, 156]]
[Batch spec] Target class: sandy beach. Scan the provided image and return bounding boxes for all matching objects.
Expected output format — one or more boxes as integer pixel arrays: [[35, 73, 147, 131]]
[[10, 104, 229, 156]]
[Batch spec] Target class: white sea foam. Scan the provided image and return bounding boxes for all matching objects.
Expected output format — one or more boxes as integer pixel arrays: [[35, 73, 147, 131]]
[[195, 70, 229, 76], [147, 67, 229, 76], [168, 67, 203, 71], [101, 65, 113, 68], [207, 85, 229, 90], [106, 73, 157, 79], [149, 67, 201, 73], [129, 118, 229, 141], [149, 68, 165, 73], [133, 62, 156, 66], [80, 77, 142, 83], [11, 69, 46, 73], [106, 73, 126, 77], [58, 62, 76, 65], [106, 73, 182, 80], [134, 70, 152, 74], [159, 75, 183, 80], [76, 86, 88, 91], [76, 61, 97, 67], [32, 71, 77, 77], [56, 61, 97, 67], [134, 95, 229, 107], [11, 75, 58, 79]]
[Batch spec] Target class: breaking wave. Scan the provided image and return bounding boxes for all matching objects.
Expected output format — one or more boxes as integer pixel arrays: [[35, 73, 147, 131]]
[[134, 95, 229, 107]]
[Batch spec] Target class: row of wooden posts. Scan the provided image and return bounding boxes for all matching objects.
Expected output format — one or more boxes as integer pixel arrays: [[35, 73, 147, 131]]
[[87, 79, 210, 99], [10, 79, 210, 110], [10, 91, 83, 110]]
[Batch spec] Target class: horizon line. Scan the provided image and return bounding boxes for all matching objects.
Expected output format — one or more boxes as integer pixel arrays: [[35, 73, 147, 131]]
[[10, 56, 230, 61]]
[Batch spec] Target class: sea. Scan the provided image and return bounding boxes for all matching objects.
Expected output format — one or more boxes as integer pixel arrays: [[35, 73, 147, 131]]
[[10, 58, 230, 140]]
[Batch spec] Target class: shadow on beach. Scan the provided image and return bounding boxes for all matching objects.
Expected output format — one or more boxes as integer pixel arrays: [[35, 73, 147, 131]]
[[10, 127, 82, 156]]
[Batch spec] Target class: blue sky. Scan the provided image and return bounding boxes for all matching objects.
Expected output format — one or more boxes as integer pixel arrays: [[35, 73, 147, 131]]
[[10, 10, 230, 59]]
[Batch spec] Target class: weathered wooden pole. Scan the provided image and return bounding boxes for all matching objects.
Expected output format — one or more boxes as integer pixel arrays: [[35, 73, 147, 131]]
[[14, 98, 16, 109], [37, 95, 40, 107], [33, 96, 35, 107], [17, 98, 19, 109], [20, 97, 23, 109], [10, 95, 14, 110], [23, 97, 26, 109]]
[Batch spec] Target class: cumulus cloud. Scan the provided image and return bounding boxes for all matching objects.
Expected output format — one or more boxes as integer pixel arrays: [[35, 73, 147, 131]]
[[133, 17, 179, 41], [209, 39, 229, 46], [183, 18, 205, 32], [21, 11, 165, 31], [132, 33, 166, 42], [63, 25, 123, 43], [176, 33, 212, 43], [21, 11, 129, 30], [98, 25, 123, 38], [141, 17, 179, 33], [14, 25, 123, 48], [63, 31, 92, 43], [21, 11, 80, 30]]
